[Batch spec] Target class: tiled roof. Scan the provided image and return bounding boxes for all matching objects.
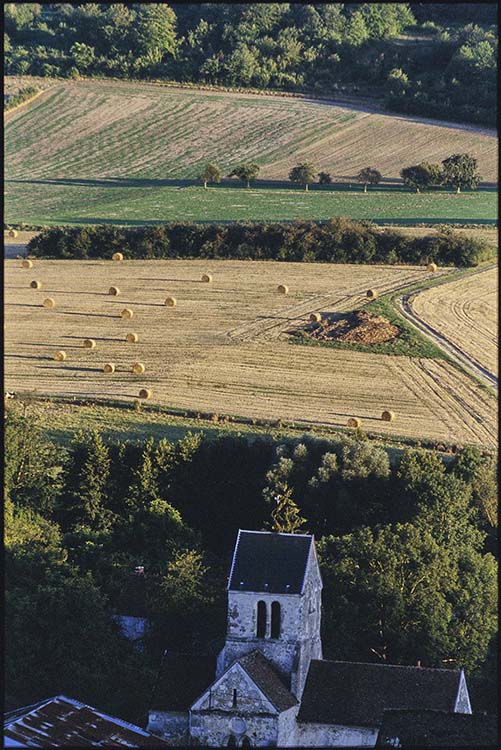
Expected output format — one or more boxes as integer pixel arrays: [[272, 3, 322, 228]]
[[238, 651, 298, 713], [298, 660, 462, 727], [377, 709, 498, 747], [3, 695, 169, 747], [150, 653, 216, 711], [228, 529, 313, 594]]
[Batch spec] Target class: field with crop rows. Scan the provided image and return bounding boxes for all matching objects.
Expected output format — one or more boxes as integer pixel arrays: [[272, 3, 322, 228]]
[[412, 267, 498, 377], [4, 259, 496, 448], [4, 78, 497, 226]]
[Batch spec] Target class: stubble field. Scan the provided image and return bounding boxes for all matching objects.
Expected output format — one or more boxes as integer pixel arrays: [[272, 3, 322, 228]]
[[4, 78, 497, 226], [4, 258, 497, 448], [412, 267, 498, 377]]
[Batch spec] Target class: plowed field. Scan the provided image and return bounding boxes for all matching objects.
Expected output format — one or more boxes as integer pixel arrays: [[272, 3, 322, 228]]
[[5, 259, 496, 448]]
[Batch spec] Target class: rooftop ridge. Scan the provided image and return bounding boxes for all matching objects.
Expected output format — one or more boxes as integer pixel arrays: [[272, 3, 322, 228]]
[[312, 659, 461, 674]]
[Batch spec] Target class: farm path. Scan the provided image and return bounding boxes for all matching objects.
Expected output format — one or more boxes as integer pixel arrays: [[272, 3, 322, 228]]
[[397, 264, 498, 390]]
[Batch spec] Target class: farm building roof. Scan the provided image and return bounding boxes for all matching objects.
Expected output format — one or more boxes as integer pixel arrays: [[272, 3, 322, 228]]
[[150, 653, 217, 711], [228, 529, 314, 594], [237, 651, 298, 713], [298, 660, 463, 728], [3, 695, 169, 747], [376, 708, 498, 747]]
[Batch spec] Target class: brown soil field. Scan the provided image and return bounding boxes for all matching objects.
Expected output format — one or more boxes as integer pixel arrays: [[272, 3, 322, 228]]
[[4, 259, 496, 448], [412, 267, 498, 377], [4, 77, 497, 183]]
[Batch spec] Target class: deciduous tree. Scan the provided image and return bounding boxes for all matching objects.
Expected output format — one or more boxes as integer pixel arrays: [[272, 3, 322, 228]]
[[289, 162, 316, 191], [441, 153, 482, 193], [357, 166, 382, 192]]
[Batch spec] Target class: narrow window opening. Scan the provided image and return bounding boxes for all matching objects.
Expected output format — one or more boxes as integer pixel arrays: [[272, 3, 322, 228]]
[[227, 735, 237, 748], [271, 601, 281, 639], [256, 600, 266, 638], [232, 689, 237, 708], [242, 737, 251, 748]]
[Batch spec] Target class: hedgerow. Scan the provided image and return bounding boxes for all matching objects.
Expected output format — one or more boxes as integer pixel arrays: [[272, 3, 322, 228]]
[[26, 218, 494, 267]]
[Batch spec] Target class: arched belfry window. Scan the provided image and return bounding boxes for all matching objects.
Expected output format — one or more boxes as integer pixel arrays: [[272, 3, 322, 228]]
[[256, 600, 266, 637], [227, 735, 237, 748], [242, 737, 252, 748], [271, 601, 281, 639]]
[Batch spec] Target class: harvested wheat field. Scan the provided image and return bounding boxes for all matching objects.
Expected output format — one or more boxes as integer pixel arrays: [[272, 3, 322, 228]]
[[412, 267, 498, 378], [4, 259, 496, 448]]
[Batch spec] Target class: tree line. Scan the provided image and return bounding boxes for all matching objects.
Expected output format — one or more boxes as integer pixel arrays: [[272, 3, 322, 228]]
[[5, 407, 497, 722], [27, 218, 494, 268], [199, 152, 483, 193], [4, 3, 497, 126]]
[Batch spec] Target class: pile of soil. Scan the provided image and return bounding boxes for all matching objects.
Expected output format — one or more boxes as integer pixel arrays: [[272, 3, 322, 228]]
[[307, 309, 399, 345]]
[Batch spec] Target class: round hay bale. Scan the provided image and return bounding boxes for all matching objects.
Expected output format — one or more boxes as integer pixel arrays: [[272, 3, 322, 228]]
[[103, 363, 116, 374], [201, 273, 213, 283], [126, 332, 139, 343], [427, 262, 438, 272], [9, 229, 18, 238], [30, 280, 42, 289], [139, 388, 152, 399], [132, 362, 145, 374], [108, 286, 120, 296], [42, 297, 56, 309], [309, 312, 322, 323], [277, 284, 289, 295], [165, 296, 177, 307], [54, 350, 67, 361], [347, 417, 362, 428], [83, 339, 96, 349], [366, 289, 378, 299], [121, 308, 133, 319], [21, 259, 33, 269], [381, 410, 396, 422], [112, 252, 124, 261]]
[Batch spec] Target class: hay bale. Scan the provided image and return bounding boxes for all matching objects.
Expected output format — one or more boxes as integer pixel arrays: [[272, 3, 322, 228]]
[[121, 308, 133, 319], [9, 229, 18, 238], [112, 252, 124, 261], [165, 296, 177, 307], [427, 262, 438, 272], [139, 388, 152, 399], [132, 362, 145, 374], [201, 273, 212, 283], [54, 350, 67, 361], [309, 312, 322, 323], [42, 298, 56, 309], [126, 332, 139, 343], [30, 280, 42, 289], [381, 410, 395, 422], [347, 417, 362, 428], [366, 289, 378, 299], [277, 284, 289, 295], [108, 286, 120, 296], [21, 259, 33, 269], [103, 363, 116, 374], [83, 339, 96, 349]]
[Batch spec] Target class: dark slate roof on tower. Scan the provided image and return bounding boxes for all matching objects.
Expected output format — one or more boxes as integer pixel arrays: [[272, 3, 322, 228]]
[[298, 661, 462, 728], [228, 530, 313, 594], [376, 709, 498, 747], [238, 651, 298, 713]]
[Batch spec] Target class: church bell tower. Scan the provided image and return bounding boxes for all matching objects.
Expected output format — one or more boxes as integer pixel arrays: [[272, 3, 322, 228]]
[[216, 529, 323, 700]]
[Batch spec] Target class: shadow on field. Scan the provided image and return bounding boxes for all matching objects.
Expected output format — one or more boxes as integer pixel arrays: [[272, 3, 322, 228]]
[[6, 176, 497, 193], [63, 335, 123, 342], [5, 353, 48, 360], [58, 311, 117, 318], [44, 289, 105, 296], [5, 302, 44, 308], [138, 278, 204, 284], [36, 365, 99, 372], [17, 342, 81, 349]]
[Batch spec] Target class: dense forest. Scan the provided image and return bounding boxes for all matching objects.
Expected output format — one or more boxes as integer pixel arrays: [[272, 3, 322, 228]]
[[4, 3, 497, 125], [5, 408, 497, 723], [26, 219, 495, 267]]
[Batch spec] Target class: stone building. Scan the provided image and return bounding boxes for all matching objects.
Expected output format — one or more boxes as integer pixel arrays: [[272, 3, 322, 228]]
[[148, 529, 472, 747]]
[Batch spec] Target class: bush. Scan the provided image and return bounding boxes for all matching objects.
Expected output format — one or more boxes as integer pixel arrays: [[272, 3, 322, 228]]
[[26, 219, 494, 268]]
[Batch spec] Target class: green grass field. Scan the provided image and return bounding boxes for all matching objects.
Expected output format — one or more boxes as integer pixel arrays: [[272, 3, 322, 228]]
[[5, 179, 496, 227]]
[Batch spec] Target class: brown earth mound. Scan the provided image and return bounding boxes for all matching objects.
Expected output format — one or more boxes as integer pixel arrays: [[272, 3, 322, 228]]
[[307, 309, 399, 345]]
